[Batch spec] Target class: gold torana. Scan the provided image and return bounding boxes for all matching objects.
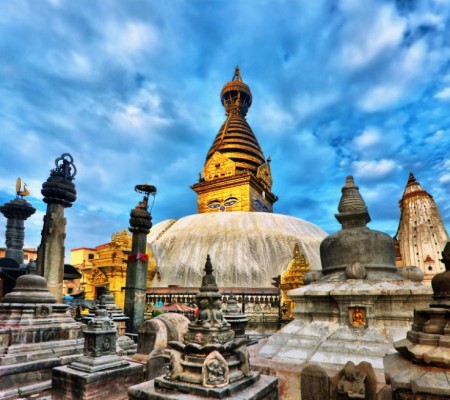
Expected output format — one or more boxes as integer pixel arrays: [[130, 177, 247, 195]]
[[191, 67, 277, 213], [280, 243, 310, 319]]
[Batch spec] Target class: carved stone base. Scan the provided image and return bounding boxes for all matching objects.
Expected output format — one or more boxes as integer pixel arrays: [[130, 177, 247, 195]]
[[52, 361, 143, 400], [69, 354, 129, 373], [184, 328, 235, 346], [128, 373, 278, 399]]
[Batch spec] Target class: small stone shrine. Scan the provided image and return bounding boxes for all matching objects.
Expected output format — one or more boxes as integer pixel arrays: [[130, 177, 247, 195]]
[[82, 286, 129, 335], [257, 176, 431, 391], [384, 241, 450, 399], [0, 260, 83, 400], [52, 300, 143, 400], [223, 293, 248, 338], [128, 255, 278, 399]]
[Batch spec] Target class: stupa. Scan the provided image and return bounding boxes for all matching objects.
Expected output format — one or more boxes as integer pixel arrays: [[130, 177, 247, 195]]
[[147, 69, 327, 318], [394, 172, 448, 285], [0, 260, 83, 399], [128, 255, 278, 399], [257, 176, 432, 385]]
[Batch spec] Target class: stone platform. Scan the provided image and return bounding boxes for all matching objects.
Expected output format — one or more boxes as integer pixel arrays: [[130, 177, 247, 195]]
[[128, 373, 278, 400], [52, 361, 144, 400]]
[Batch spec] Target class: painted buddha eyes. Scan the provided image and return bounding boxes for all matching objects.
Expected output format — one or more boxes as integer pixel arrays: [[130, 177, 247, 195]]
[[208, 201, 221, 209], [208, 197, 238, 211], [223, 197, 238, 207]]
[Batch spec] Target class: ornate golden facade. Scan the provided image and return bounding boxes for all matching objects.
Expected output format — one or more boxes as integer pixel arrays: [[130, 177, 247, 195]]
[[191, 67, 277, 213], [71, 229, 157, 308], [279, 244, 310, 319]]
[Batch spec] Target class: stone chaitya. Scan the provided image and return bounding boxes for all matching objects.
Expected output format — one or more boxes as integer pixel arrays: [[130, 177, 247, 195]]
[[128, 255, 278, 399], [257, 176, 432, 396], [223, 293, 248, 338], [384, 241, 450, 399], [52, 299, 143, 400], [0, 260, 83, 399]]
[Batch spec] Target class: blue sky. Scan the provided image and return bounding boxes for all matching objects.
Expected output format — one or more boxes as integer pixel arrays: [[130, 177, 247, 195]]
[[0, 0, 449, 256]]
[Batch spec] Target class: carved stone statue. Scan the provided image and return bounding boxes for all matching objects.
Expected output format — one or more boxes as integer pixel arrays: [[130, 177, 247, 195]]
[[337, 361, 366, 399]]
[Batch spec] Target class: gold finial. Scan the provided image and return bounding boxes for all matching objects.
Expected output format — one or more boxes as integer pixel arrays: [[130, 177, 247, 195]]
[[233, 66, 242, 82], [16, 178, 30, 198]]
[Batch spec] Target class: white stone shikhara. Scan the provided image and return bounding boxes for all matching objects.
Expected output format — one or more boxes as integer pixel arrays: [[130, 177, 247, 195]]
[[395, 173, 448, 284], [148, 212, 327, 288]]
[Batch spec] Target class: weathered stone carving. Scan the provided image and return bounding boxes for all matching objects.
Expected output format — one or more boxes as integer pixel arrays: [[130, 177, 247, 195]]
[[337, 361, 366, 399], [203, 350, 229, 388]]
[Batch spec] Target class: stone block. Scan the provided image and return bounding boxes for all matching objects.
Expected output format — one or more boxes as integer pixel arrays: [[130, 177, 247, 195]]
[[147, 354, 167, 380], [301, 364, 330, 400]]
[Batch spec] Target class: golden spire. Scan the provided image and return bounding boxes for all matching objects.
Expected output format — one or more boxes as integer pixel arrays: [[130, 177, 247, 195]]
[[205, 67, 265, 175], [192, 68, 277, 214]]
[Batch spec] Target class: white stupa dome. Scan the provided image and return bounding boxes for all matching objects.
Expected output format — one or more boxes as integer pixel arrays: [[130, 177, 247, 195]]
[[148, 212, 327, 288]]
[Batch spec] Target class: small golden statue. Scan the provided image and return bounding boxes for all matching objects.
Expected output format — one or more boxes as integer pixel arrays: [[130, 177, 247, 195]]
[[351, 308, 365, 326], [16, 177, 30, 197]]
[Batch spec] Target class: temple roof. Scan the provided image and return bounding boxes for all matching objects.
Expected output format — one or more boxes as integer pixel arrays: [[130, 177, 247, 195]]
[[205, 67, 265, 175]]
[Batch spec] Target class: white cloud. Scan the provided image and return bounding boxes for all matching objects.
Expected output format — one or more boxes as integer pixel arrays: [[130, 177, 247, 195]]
[[339, 4, 406, 70], [352, 127, 382, 150], [439, 173, 450, 184], [351, 159, 399, 180], [435, 87, 450, 101], [103, 21, 159, 60]]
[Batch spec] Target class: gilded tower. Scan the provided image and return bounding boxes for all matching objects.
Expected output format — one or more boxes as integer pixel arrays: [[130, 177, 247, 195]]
[[191, 67, 277, 213], [394, 172, 448, 284]]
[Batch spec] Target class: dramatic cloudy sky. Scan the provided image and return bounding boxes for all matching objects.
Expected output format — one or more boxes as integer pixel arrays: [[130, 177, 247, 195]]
[[1, 0, 450, 259]]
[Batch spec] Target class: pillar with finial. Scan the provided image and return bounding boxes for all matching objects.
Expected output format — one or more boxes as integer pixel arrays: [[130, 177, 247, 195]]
[[37, 153, 77, 302], [124, 184, 156, 334], [0, 178, 36, 264]]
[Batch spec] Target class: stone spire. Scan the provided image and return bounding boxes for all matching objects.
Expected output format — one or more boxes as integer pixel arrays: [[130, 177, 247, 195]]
[[0, 179, 36, 264], [191, 68, 277, 213], [336, 176, 371, 229], [37, 153, 77, 302], [394, 172, 448, 284]]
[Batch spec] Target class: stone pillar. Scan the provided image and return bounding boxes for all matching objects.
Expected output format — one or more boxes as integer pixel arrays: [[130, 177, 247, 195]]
[[124, 184, 155, 334], [37, 153, 77, 302], [0, 196, 36, 264]]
